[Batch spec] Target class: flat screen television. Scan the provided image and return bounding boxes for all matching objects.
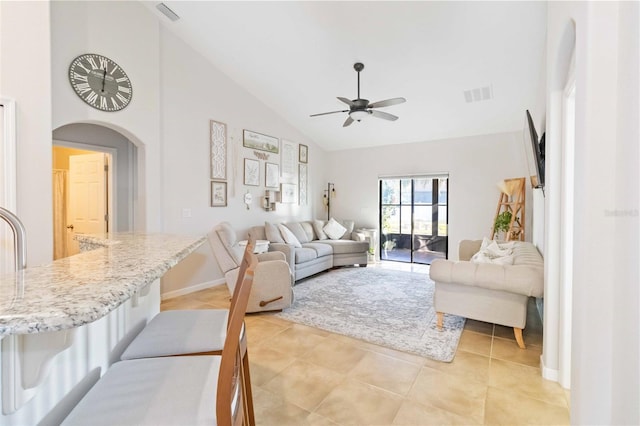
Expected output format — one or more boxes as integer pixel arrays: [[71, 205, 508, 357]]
[[524, 110, 545, 190]]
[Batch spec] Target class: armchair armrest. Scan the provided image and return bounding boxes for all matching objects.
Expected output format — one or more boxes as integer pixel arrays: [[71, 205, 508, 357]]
[[257, 251, 286, 262], [268, 242, 295, 272]]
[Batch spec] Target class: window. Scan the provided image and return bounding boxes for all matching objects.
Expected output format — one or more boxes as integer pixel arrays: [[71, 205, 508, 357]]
[[379, 176, 448, 264]]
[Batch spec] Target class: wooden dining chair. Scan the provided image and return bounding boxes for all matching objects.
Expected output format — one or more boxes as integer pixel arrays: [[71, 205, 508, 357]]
[[119, 238, 258, 424], [61, 245, 258, 426]]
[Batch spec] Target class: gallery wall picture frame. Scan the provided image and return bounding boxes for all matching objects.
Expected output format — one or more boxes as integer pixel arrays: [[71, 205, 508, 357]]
[[299, 144, 308, 163], [280, 183, 296, 204], [281, 139, 297, 179], [211, 181, 227, 207], [244, 158, 260, 186], [210, 120, 227, 180], [298, 163, 308, 206], [265, 162, 279, 188], [243, 129, 279, 154]]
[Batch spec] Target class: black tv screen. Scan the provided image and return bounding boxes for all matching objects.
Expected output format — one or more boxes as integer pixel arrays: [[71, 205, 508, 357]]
[[525, 110, 545, 189]]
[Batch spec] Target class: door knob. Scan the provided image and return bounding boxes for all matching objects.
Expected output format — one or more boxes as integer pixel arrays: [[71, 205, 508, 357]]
[[66, 224, 74, 230]]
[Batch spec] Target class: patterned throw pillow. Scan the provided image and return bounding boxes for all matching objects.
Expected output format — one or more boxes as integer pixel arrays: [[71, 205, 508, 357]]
[[323, 218, 347, 240]]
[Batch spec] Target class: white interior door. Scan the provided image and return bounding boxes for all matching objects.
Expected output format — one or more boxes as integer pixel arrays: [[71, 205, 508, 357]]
[[67, 153, 107, 254]]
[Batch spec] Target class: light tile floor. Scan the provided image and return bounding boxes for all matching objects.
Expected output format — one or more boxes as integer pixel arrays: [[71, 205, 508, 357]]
[[161, 262, 570, 425]]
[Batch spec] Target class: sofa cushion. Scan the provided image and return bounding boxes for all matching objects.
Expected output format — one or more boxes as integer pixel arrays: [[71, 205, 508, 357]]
[[302, 242, 334, 258], [278, 224, 302, 248], [312, 220, 328, 240], [338, 219, 355, 240], [215, 222, 242, 264], [285, 222, 310, 244], [318, 239, 369, 255], [295, 247, 318, 263], [299, 222, 315, 242], [265, 222, 285, 243], [324, 218, 347, 240]]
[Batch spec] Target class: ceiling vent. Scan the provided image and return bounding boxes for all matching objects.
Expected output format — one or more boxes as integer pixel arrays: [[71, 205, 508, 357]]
[[156, 3, 180, 22], [464, 85, 493, 103]]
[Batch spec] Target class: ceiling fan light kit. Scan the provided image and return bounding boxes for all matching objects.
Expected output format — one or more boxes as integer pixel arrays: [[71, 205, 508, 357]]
[[310, 62, 406, 127]]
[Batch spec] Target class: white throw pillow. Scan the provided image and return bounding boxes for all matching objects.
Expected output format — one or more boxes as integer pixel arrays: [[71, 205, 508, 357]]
[[471, 238, 514, 265], [277, 224, 302, 248], [323, 218, 347, 240], [485, 240, 511, 257]]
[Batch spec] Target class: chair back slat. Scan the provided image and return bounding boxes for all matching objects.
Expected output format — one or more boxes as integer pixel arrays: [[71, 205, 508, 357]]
[[216, 238, 257, 425]]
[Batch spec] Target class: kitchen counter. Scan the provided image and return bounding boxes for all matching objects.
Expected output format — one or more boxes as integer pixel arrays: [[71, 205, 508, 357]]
[[0, 233, 205, 336]]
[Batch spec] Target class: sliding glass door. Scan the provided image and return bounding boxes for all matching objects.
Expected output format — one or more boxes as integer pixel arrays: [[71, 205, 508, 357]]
[[379, 176, 448, 264]]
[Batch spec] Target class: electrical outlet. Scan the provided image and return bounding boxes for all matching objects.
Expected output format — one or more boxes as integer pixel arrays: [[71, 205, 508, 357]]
[[182, 208, 192, 218]]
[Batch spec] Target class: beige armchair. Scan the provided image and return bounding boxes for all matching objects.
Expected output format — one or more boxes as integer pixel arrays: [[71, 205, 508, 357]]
[[208, 222, 293, 312]]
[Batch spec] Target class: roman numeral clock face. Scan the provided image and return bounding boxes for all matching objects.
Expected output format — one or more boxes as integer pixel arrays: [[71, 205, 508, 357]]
[[68, 54, 132, 112]]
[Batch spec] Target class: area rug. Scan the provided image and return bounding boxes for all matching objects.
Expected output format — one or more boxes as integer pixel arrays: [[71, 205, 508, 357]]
[[275, 267, 465, 362]]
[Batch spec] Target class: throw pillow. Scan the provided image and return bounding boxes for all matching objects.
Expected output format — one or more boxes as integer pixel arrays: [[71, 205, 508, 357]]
[[265, 222, 284, 243], [278, 224, 302, 248], [323, 217, 347, 240], [312, 220, 328, 240], [471, 238, 514, 265], [284, 222, 310, 244], [338, 219, 355, 240]]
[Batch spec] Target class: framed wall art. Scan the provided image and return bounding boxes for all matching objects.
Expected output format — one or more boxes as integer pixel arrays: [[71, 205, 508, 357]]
[[298, 163, 308, 205], [244, 158, 260, 186], [210, 120, 227, 180], [243, 129, 279, 154], [265, 162, 279, 188], [281, 139, 296, 179], [280, 183, 296, 204], [299, 144, 308, 163], [211, 181, 227, 207]]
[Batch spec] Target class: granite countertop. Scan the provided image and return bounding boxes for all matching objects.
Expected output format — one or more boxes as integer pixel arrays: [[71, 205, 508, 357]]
[[0, 233, 205, 336]]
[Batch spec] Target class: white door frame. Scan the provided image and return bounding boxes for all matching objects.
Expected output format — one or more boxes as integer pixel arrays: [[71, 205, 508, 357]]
[[53, 140, 116, 233], [0, 97, 17, 276]]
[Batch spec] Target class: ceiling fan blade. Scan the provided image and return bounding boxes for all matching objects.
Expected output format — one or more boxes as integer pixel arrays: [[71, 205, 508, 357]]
[[368, 97, 406, 109], [343, 116, 354, 127], [337, 97, 355, 106], [370, 110, 399, 121], [310, 109, 349, 117]]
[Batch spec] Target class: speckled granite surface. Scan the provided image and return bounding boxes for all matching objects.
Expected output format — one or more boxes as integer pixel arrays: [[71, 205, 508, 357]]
[[0, 233, 205, 336]]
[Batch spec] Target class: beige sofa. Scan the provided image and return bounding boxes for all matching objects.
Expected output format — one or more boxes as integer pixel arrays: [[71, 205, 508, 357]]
[[248, 220, 370, 281], [429, 240, 544, 348]]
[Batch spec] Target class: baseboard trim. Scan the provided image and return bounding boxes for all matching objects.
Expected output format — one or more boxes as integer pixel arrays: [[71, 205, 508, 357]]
[[161, 278, 226, 301], [541, 354, 559, 382]]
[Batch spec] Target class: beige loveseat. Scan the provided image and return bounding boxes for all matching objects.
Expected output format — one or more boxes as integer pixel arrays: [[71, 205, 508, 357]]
[[248, 220, 370, 281], [429, 239, 544, 348]]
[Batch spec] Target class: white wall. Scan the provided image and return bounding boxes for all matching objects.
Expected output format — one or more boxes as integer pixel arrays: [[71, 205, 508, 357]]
[[158, 26, 324, 295], [326, 131, 530, 260], [47, 1, 327, 296], [51, 0, 161, 233], [0, 1, 53, 266], [546, 1, 639, 423]]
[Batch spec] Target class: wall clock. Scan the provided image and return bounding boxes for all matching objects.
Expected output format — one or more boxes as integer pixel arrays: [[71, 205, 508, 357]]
[[68, 53, 133, 112]]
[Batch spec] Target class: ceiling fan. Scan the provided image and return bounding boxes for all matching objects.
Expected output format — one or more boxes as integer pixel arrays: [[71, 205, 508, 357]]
[[310, 62, 406, 127]]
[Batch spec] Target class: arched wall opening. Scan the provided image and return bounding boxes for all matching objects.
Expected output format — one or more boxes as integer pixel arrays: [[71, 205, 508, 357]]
[[52, 122, 146, 238]]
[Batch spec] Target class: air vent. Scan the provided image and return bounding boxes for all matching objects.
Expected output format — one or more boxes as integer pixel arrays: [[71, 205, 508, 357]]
[[156, 3, 180, 22], [463, 85, 493, 103]]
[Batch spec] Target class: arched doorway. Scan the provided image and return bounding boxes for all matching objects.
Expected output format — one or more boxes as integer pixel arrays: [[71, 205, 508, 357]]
[[52, 123, 138, 258]]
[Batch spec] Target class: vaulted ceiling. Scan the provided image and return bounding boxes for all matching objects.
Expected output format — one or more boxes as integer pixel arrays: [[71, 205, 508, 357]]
[[146, 1, 547, 151]]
